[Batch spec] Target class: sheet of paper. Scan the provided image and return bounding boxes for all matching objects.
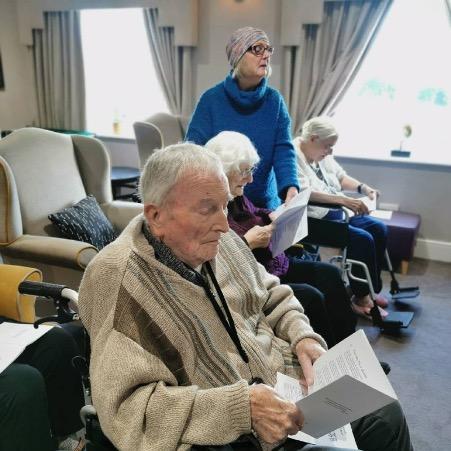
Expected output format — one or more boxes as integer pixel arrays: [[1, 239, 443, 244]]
[[0, 323, 53, 374], [360, 195, 377, 212], [270, 187, 311, 257], [296, 330, 397, 438], [275, 372, 357, 448], [298, 375, 396, 438], [370, 209, 393, 220]]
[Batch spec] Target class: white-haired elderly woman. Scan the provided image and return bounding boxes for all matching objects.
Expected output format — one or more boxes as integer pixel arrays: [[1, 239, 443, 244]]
[[293, 116, 389, 320], [186, 26, 299, 211], [206, 131, 357, 347]]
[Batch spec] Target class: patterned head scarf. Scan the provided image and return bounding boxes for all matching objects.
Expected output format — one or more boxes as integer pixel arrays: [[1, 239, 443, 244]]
[[226, 26, 270, 69]]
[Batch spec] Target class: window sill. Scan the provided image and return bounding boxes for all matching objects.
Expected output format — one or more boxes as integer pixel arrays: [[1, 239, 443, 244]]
[[334, 152, 451, 170], [96, 134, 136, 144]]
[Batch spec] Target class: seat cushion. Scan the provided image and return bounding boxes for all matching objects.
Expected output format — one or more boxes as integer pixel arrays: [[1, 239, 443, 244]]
[[48, 195, 118, 250]]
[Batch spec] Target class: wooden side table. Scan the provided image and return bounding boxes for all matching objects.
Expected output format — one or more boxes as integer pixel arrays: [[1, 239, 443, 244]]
[[111, 166, 140, 200], [376, 211, 421, 274]]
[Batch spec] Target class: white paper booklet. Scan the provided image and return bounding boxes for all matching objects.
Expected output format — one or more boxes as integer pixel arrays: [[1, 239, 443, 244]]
[[270, 187, 311, 257], [276, 330, 397, 440], [275, 373, 358, 448], [370, 209, 393, 220], [0, 322, 53, 375], [360, 195, 377, 212]]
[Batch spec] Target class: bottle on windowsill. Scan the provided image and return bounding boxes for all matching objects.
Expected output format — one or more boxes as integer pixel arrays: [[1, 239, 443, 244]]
[[112, 109, 121, 135]]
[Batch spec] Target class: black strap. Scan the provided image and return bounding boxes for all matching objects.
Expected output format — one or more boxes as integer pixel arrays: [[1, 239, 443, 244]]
[[197, 262, 249, 363]]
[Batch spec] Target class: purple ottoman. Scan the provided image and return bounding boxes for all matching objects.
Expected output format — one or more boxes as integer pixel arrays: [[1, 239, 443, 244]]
[[377, 211, 421, 274]]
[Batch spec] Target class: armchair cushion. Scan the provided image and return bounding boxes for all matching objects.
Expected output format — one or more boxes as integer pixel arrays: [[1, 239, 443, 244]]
[[48, 195, 117, 250]]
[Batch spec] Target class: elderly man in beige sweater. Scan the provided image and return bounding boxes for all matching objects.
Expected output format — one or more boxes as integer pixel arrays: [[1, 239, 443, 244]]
[[79, 143, 413, 451]]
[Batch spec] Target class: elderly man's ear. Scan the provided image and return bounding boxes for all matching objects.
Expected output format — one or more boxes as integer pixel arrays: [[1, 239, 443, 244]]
[[144, 204, 164, 237]]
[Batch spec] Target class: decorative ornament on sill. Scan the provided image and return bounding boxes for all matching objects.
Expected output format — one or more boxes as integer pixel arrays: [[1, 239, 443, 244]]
[[391, 124, 412, 158], [112, 109, 122, 136]]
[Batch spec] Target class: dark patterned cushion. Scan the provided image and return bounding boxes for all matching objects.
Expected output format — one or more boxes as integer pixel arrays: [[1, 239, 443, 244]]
[[48, 195, 118, 250]]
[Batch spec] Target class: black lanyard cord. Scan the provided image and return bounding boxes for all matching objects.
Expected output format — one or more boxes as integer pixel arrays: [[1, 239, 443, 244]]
[[199, 262, 249, 363]]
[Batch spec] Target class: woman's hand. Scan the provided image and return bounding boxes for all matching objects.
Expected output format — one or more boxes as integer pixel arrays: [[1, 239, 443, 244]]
[[340, 196, 369, 215], [285, 187, 299, 205], [362, 184, 380, 200], [244, 224, 273, 249]]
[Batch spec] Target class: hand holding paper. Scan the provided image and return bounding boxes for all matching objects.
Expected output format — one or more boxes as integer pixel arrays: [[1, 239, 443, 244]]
[[270, 187, 311, 257], [275, 330, 398, 446]]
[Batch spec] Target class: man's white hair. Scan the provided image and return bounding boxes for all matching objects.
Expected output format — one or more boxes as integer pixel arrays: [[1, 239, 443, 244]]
[[139, 142, 226, 205], [205, 131, 260, 175], [299, 116, 338, 142]]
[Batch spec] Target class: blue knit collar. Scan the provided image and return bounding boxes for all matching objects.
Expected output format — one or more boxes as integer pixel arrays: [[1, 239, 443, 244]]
[[223, 74, 267, 109]]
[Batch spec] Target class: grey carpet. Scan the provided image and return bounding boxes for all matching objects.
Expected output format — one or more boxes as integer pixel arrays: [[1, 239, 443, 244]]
[[358, 258, 451, 450]]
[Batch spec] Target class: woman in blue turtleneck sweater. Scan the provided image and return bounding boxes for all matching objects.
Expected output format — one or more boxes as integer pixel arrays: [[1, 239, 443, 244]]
[[185, 26, 299, 210]]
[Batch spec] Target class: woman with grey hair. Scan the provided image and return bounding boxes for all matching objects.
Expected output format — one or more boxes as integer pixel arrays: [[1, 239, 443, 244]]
[[186, 26, 300, 211], [206, 131, 357, 347], [294, 116, 389, 320]]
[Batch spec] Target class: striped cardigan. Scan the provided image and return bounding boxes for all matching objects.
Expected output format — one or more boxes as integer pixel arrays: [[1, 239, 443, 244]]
[[79, 214, 326, 450]]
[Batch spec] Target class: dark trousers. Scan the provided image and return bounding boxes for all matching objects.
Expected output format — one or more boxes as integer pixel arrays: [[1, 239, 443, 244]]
[[192, 401, 413, 451], [347, 215, 387, 297], [280, 281, 335, 348], [0, 326, 85, 450], [280, 258, 356, 347]]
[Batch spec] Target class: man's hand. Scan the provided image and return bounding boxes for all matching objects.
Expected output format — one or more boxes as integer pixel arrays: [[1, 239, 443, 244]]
[[244, 225, 273, 250], [295, 338, 326, 389], [340, 196, 369, 215], [284, 187, 299, 205], [250, 384, 304, 444]]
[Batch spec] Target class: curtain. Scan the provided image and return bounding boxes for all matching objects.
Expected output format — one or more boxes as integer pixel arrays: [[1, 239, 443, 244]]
[[283, 0, 392, 134], [143, 8, 193, 117], [32, 11, 86, 130], [446, 0, 451, 24]]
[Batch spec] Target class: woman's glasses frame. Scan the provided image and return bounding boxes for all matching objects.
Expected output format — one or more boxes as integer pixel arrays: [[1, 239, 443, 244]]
[[238, 166, 257, 177], [247, 44, 274, 57]]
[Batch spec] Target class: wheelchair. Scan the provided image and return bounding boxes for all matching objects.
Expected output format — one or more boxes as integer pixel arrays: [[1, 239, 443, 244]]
[[18, 280, 116, 451], [302, 201, 419, 332]]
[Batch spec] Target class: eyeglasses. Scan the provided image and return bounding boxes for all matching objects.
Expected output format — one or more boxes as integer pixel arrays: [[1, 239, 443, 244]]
[[238, 166, 256, 177], [247, 44, 274, 57]]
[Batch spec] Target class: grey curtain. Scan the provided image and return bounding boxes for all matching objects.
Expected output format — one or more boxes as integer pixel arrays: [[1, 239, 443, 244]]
[[32, 11, 86, 130], [283, 0, 392, 134], [446, 0, 451, 24], [143, 8, 193, 117]]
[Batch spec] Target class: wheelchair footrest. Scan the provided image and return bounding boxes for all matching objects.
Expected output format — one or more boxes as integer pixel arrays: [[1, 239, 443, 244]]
[[391, 288, 420, 301], [374, 310, 415, 330]]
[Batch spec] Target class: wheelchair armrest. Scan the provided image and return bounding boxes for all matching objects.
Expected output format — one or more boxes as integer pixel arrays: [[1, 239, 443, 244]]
[[18, 280, 79, 327], [308, 200, 344, 210]]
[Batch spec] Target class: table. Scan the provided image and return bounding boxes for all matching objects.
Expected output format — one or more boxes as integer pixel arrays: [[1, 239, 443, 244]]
[[110, 166, 140, 200]]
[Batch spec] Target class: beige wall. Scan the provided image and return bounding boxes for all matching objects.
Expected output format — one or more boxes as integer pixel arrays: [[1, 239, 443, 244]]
[[0, 0, 37, 129]]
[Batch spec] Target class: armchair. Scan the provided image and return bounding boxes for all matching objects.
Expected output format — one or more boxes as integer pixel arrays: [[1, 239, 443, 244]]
[[0, 128, 142, 289], [133, 112, 187, 168]]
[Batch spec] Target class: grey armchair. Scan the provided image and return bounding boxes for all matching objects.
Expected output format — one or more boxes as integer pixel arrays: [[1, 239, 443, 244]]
[[0, 128, 142, 289], [133, 112, 188, 168]]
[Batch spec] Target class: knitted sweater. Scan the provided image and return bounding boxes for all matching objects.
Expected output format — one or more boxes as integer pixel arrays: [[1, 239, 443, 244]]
[[185, 75, 300, 210], [79, 215, 326, 451], [227, 195, 289, 277]]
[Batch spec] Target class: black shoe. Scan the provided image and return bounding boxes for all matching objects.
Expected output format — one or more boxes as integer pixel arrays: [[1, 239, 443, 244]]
[[380, 361, 391, 375]]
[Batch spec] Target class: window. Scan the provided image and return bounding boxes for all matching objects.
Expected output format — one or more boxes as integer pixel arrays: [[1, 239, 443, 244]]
[[80, 8, 169, 138], [332, 0, 451, 165]]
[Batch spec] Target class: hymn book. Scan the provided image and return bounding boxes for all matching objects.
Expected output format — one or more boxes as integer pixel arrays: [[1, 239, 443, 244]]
[[275, 330, 397, 446]]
